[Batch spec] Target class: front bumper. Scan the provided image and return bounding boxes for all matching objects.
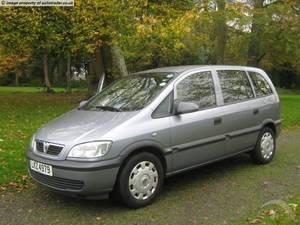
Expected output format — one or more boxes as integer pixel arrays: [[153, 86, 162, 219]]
[[27, 151, 121, 199]]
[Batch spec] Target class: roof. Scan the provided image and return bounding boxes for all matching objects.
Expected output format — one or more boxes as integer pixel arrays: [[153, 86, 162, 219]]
[[137, 65, 262, 74]]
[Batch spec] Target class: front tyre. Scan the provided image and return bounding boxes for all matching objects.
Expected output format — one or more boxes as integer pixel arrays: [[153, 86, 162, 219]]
[[117, 152, 164, 208], [251, 127, 276, 164]]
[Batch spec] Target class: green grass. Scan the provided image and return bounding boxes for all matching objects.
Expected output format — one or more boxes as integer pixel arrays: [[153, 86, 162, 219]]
[[0, 86, 86, 94], [277, 88, 300, 95], [280, 95, 300, 129], [0, 91, 87, 188]]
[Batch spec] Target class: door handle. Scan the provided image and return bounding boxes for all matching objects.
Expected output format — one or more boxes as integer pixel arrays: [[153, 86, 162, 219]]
[[214, 117, 222, 125], [253, 109, 259, 115]]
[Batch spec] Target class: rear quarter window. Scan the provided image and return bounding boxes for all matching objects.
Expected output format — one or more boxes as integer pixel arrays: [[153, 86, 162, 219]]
[[217, 70, 254, 104], [248, 71, 273, 97]]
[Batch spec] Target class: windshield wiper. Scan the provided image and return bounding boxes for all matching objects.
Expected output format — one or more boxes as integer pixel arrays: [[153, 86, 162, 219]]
[[95, 105, 122, 112]]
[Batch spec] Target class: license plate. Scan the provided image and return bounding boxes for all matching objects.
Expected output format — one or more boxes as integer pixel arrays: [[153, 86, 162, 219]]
[[30, 160, 53, 176]]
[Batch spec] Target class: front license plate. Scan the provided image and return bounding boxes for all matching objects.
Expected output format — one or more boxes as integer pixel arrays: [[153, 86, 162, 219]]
[[30, 160, 53, 176]]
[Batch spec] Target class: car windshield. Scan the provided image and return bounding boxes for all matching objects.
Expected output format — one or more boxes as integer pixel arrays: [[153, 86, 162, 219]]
[[81, 73, 176, 112]]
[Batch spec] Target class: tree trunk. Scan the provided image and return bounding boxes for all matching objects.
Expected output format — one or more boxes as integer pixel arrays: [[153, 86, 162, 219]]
[[102, 45, 113, 79], [213, 0, 226, 64], [87, 60, 95, 95], [51, 57, 60, 85], [95, 47, 106, 93], [43, 53, 53, 92], [87, 47, 106, 94], [111, 45, 128, 77], [15, 69, 21, 86], [247, 0, 264, 67], [65, 53, 71, 93], [152, 48, 161, 67]]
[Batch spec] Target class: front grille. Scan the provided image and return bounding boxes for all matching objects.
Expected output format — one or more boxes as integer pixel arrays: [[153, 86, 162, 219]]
[[47, 145, 63, 155], [36, 141, 63, 156], [30, 170, 84, 190], [36, 141, 44, 152]]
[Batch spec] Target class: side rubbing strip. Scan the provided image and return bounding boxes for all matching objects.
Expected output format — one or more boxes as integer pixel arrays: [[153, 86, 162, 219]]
[[227, 126, 261, 138], [172, 134, 226, 152]]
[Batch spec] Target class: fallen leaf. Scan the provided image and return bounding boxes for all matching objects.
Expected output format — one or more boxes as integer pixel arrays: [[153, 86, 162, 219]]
[[0, 186, 6, 192], [263, 181, 269, 186], [249, 218, 262, 224], [21, 175, 28, 181], [266, 209, 276, 216], [289, 203, 298, 211]]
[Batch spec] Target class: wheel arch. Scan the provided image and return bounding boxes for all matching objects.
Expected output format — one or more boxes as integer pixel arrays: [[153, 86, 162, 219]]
[[112, 141, 169, 193], [118, 141, 169, 174], [262, 120, 277, 136]]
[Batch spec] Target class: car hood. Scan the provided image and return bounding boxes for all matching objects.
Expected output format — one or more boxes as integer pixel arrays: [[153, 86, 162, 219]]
[[35, 109, 139, 144]]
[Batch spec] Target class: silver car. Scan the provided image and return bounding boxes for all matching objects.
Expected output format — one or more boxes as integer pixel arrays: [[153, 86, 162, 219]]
[[27, 65, 280, 208]]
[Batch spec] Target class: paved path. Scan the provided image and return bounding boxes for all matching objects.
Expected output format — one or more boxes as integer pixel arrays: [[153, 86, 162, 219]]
[[0, 128, 299, 225]]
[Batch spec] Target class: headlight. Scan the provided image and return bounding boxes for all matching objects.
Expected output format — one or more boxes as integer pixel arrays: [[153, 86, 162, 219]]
[[67, 141, 112, 159], [30, 134, 36, 151]]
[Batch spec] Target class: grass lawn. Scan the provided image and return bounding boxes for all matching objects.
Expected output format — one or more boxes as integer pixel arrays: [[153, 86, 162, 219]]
[[0, 86, 86, 94], [280, 95, 300, 129], [0, 90, 87, 188]]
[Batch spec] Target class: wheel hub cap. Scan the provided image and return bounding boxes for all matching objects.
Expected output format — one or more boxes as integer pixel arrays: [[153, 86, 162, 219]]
[[260, 132, 274, 160], [129, 161, 158, 200]]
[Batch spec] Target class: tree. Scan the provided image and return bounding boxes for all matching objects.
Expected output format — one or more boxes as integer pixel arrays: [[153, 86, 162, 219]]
[[213, 0, 227, 64], [247, 0, 264, 66], [1, 0, 299, 89], [0, 8, 37, 85]]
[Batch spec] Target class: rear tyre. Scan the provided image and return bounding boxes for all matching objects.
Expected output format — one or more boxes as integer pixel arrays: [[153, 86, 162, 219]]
[[251, 127, 276, 164], [116, 152, 164, 208]]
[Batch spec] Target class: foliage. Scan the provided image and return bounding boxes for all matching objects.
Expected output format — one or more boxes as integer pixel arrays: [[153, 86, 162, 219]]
[[0, 53, 29, 75], [0, 1, 299, 88]]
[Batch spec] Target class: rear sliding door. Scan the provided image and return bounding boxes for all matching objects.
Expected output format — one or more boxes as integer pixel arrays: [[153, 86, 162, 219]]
[[216, 70, 260, 154]]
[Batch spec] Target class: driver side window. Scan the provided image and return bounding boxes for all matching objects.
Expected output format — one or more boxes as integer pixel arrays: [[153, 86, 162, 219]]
[[176, 71, 216, 109]]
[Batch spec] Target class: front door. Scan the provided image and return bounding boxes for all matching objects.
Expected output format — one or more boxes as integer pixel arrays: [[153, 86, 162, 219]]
[[170, 70, 226, 172]]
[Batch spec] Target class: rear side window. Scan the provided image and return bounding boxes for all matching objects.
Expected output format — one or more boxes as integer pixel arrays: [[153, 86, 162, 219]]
[[248, 71, 273, 97], [176, 71, 216, 109], [218, 70, 254, 104]]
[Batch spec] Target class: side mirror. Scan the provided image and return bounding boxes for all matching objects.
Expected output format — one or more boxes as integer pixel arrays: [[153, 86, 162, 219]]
[[79, 100, 88, 108], [174, 100, 199, 115]]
